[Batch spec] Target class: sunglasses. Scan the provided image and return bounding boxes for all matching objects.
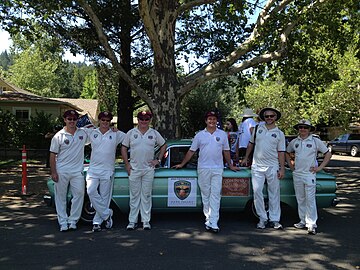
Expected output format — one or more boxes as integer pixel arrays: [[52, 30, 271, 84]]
[[100, 119, 111, 122], [298, 125, 310, 129], [66, 118, 78, 121], [264, 114, 276, 118], [138, 118, 150, 121]]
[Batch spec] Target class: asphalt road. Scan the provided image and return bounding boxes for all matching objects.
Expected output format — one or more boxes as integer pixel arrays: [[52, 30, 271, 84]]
[[0, 155, 359, 270]]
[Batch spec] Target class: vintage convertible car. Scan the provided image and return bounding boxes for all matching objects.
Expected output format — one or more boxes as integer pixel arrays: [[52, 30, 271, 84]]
[[44, 139, 338, 222]]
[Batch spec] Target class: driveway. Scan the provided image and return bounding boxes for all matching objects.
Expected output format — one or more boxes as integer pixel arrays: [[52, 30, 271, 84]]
[[0, 156, 359, 270]]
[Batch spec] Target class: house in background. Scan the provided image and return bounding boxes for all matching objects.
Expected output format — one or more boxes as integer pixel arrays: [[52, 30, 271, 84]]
[[0, 78, 99, 122]]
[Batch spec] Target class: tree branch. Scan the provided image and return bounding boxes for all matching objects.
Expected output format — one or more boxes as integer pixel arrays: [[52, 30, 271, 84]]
[[76, 0, 153, 108]]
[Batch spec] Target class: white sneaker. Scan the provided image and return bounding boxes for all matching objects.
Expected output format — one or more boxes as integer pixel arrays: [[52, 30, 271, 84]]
[[272, 222, 283, 230], [308, 227, 317, 235], [256, 220, 267, 229], [92, 224, 101, 232], [68, 223, 77, 230], [60, 224, 68, 232], [143, 222, 151, 230], [294, 222, 306, 229], [126, 222, 137, 231], [105, 209, 113, 229]]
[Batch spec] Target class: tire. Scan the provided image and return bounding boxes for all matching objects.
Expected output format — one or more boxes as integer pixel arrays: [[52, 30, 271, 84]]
[[350, 146, 359, 157], [250, 198, 269, 219], [80, 195, 96, 223]]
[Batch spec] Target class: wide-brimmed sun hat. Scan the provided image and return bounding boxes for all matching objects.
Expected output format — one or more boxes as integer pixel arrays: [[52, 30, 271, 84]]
[[258, 107, 281, 121], [239, 108, 258, 117], [293, 119, 316, 132]]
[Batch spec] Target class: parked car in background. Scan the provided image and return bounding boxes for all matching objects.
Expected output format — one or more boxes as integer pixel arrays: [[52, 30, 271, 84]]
[[44, 139, 338, 223], [328, 133, 360, 157]]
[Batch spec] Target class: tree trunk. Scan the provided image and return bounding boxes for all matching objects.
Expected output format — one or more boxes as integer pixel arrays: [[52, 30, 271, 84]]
[[141, 0, 180, 139], [117, 0, 135, 132]]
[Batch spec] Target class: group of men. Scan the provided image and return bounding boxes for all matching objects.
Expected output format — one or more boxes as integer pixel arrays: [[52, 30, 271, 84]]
[[50, 106, 331, 236], [50, 109, 166, 232]]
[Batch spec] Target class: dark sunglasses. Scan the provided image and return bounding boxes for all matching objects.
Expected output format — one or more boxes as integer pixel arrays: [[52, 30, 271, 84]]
[[138, 118, 150, 121], [264, 114, 276, 118], [66, 118, 78, 121], [100, 119, 111, 122], [298, 125, 310, 129]]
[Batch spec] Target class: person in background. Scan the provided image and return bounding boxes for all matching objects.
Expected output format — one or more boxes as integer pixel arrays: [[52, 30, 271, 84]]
[[121, 111, 167, 231], [86, 112, 125, 232], [225, 118, 239, 165], [173, 111, 240, 233], [241, 107, 286, 230], [286, 119, 332, 235], [238, 108, 258, 163], [50, 110, 89, 232]]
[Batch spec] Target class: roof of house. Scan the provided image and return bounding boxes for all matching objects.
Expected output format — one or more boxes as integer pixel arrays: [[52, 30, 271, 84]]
[[53, 98, 99, 121]]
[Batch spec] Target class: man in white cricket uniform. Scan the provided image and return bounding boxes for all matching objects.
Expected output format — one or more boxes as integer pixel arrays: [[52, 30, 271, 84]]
[[121, 111, 167, 230], [86, 112, 125, 232], [50, 110, 89, 232], [242, 107, 286, 230], [174, 111, 239, 233], [286, 119, 332, 235]]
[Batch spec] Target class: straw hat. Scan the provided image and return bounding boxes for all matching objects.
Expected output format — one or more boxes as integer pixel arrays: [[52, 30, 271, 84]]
[[239, 108, 258, 117]]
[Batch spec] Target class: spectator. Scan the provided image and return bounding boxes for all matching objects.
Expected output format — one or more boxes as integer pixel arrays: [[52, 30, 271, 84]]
[[225, 118, 239, 165], [173, 111, 240, 233], [241, 107, 286, 230], [286, 119, 332, 235], [121, 111, 167, 231], [238, 108, 258, 163]]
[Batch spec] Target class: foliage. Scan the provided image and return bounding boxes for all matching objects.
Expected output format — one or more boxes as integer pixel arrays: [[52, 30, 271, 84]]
[[0, 109, 62, 149], [0, 50, 13, 71]]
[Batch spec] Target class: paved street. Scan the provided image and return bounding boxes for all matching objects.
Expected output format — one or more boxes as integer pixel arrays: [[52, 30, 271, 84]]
[[0, 155, 359, 270]]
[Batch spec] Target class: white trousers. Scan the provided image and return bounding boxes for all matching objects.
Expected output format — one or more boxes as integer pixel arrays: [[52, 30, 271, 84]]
[[197, 168, 223, 228], [251, 165, 281, 222], [128, 169, 155, 223], [293, 173, 318, 228], [86, 174, 114, 225], [54, 172, 85, 226]]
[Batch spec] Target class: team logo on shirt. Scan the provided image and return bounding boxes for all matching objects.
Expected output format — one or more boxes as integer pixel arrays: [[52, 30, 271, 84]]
[[295, 143, 299, 148], [216, 137, 220, 141], [174, 180, 191, 200], [148, 135, 153, 139], [271, 134, 277, 138], [79, 136, 84, 140], [306, 144, 313, 148], [94, 134, 98, 138], [64, 139, 70, 145], [134, 134, 138, 139]]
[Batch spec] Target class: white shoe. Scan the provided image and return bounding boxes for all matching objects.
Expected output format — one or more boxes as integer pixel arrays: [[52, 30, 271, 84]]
[[256, 220, 268, 229], [271, 222, 283, 230], [92, 224, 101, 232], [294, 222, 306, 229], [143, 222, 151, 230], [126, 222, 137, 230], [105, 209, 113, 229], [68, 223, 77, 230], [60, 224, 68, 232]]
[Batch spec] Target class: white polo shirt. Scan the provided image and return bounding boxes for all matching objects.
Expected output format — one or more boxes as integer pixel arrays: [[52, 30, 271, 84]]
[[251, 124, 286, 167], [287, 135, 329, 176], [190, 128, 230, 169], [122, 127, 166, 170], [50, 128, 89, 173], [87, 128, 126, 177], [239, 118, 257, 148]]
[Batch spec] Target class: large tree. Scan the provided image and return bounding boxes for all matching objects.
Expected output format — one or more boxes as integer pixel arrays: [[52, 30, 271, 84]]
[[0, 0, 342, 138]]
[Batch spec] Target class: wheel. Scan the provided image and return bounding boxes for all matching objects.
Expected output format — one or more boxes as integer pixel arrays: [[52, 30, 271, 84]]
[[80, 195, 96, 223], [350, 146, 359, 157], [250, 198, 269, 218]]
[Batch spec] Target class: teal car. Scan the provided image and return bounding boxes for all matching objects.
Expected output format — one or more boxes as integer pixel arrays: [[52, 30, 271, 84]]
[[45, 139, 338, 222]]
